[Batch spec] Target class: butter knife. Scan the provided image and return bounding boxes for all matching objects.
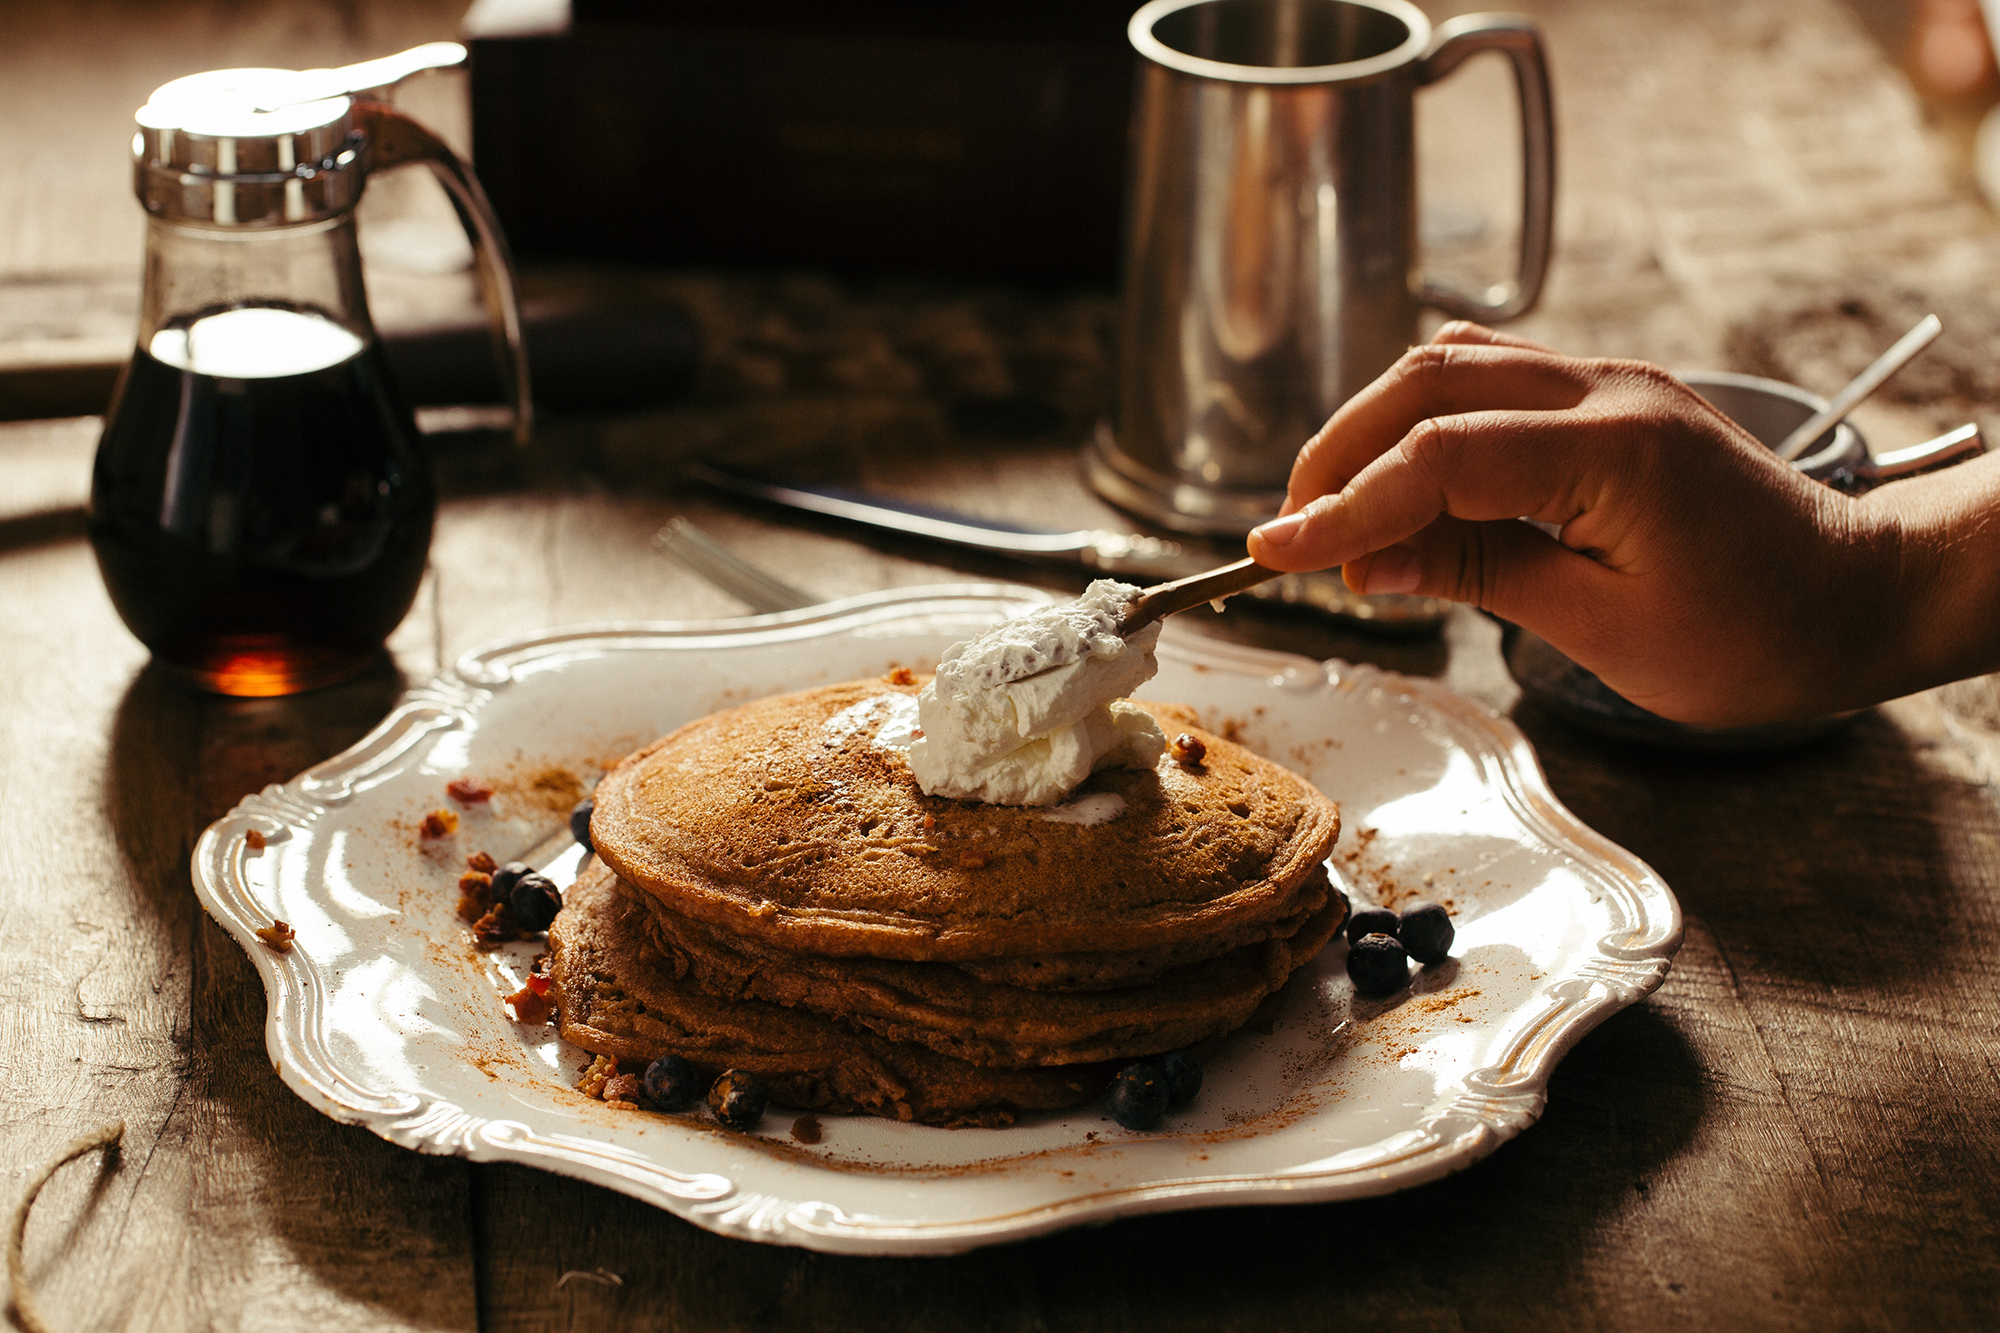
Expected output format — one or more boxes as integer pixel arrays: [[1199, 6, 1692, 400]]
[[685, 461, 1450, 633]]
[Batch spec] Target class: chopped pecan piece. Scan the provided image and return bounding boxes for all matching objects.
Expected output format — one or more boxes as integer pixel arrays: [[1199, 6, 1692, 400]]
[[886, 666, 917, 685], [466, 850, 497, 874], [245, 829, 266, 851], [505, 973, 553, 1024], [456, 870, 496, 923], [446, 778, 494, 805], [255, 920, 295, 953], [601, 1073, 644, 1105], [1170, 733, 1207, 767], [578, 1054, 618, 1099], [420, 808, 459, 839], [471, 904, 518, 949]]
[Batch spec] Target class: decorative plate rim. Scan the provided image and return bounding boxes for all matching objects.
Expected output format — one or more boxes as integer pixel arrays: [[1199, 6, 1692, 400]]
[[189, 583, 1682, 1254]]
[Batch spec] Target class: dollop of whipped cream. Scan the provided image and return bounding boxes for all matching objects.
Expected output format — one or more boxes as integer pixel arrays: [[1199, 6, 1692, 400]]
[[905, 580, 1165, 806]]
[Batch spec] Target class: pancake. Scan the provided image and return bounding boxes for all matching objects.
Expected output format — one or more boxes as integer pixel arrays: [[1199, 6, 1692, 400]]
[[590, 680, 1340, 962], [633, 865, 1344, 1066], [945, 896, 1323, 990], [548, 866, 1115, 1127]]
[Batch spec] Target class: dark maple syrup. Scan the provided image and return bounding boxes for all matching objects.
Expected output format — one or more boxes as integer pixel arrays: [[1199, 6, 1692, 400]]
[[89, 305, 434, 696]]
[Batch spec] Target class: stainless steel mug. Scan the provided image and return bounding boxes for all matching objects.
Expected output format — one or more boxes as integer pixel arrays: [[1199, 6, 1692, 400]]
[[1089, 0, 1556, 535]]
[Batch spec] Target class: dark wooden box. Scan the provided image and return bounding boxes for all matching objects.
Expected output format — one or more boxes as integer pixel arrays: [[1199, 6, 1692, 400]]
[[466, 0, 1136, 283]]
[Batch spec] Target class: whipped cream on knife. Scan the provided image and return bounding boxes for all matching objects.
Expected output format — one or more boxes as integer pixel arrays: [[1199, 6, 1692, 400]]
[[906, 580, 1165, 806]]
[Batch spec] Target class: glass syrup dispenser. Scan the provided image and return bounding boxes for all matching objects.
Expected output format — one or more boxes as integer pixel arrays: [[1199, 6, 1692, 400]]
[[90, 43, 530, 696]]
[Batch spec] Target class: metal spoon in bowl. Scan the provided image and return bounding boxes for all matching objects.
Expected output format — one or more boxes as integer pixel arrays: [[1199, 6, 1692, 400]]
[[1774, 313, 1942, 462]]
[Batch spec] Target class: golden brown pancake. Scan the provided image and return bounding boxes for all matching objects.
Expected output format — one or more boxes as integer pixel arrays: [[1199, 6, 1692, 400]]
[[590, 681, 1340, 962], [558, 676, 1346, 1126], [549, 867, 1115, 1127], [633, 866, 1343, 1066], [945, 901, 1323, 990], [948, 904, 1328, 984]]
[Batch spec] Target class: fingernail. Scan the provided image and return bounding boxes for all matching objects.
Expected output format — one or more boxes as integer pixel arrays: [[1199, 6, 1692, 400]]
[[1361, 545, 1421, 594], [1253, 512, 1306, 546]]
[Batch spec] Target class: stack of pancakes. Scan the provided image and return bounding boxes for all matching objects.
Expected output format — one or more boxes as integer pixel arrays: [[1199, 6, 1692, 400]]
[[549, 676, 1343, 1127]]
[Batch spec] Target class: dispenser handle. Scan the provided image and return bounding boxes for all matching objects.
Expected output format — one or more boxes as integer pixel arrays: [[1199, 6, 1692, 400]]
[[258, 43, 469, 111], [355, 100, 533, 446], [1415, 14, 1556, 324]]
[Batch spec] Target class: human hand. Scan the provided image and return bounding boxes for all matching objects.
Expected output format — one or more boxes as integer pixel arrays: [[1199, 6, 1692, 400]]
[[1244, 323, 1912, 727]]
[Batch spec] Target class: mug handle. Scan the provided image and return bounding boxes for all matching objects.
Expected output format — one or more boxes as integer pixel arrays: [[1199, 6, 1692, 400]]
[[1415, 14, 1556, 324], [355, 100, 534, 446]]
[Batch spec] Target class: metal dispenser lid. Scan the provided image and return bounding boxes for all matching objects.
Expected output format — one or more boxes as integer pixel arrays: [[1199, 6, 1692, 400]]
[[133, 43, 465, 227]]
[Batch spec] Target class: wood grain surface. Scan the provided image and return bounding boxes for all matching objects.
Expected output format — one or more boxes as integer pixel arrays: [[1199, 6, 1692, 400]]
[[3, 1, 1998, 1329]]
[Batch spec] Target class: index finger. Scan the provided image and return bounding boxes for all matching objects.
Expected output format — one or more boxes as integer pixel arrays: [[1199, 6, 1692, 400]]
[[1281, 342, 1596, 515]]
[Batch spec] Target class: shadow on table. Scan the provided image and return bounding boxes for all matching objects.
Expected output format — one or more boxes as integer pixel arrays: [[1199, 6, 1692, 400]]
[[100, 659, 482, 1329], [1513, 699, 1975, 991], [1489, 699, 2000, 1310], [0, 506, 86, 555]]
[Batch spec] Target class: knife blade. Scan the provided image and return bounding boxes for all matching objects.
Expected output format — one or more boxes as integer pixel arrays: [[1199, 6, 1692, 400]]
[[685, 460, 1450, 633]]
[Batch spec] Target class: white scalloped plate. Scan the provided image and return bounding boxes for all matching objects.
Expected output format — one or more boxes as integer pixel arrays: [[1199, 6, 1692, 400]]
[[191, 584, 1680, 1255]]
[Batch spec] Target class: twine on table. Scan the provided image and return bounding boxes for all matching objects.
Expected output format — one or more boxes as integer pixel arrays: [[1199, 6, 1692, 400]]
[[7, 1120, 124, 1333]]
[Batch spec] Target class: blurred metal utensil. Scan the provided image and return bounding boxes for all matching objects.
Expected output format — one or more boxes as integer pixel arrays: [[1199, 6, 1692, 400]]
[[686, 460, 1450, 634], [1774, 313, 1942, 461], [651, 516, 814, 613]]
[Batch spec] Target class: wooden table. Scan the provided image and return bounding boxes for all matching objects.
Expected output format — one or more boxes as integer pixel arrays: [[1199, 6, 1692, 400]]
[[5, 1, 1999, 1328]]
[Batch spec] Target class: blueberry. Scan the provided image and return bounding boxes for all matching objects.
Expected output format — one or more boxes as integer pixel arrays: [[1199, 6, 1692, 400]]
[[1157, 1050, 1203, 1107], [1399, 901, 1455, 965], [508, 871, 563, 932], [490, 860, 530, 898], [707, 1069, 769, 1131], [1347, 932, 1409, 996], [1346, 905, 1399, 946], [643, 1054, 704, 1111], [1106, 1062, 1169, 1130], [570, 797, 595, 854]]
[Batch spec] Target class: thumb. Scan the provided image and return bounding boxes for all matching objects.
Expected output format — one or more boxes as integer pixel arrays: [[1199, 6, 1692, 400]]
[[1429, 321, 1558, 354]]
